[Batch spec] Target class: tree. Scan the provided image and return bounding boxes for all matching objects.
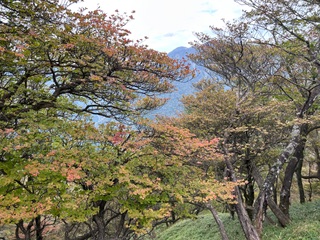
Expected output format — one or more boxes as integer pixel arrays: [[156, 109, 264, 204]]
[[189, 0, 320, 237], [0, 1, 240, 239], [0, 0, 191, 128], [0, 0, 195, 239], [148, 119, 240, 240], [177, 79, 293, 240]]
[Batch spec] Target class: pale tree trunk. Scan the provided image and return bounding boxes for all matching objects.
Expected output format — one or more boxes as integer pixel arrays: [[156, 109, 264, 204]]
[[254, 124, 303, 233], [251, 162, 290, 234], [234, 186, 260, 240], [206, 203, 229, 240], [254, 75, 320, 228], [279, 125, 307, 217]]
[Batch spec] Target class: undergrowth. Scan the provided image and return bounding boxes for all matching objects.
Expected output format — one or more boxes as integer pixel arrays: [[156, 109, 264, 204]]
[[142, 200, 320, 240]]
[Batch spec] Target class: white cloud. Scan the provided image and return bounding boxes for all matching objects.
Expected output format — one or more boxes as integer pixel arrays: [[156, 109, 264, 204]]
[[75, 0, 245, 52]]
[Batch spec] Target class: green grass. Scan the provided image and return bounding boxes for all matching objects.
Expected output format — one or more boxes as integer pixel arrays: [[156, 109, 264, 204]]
[[143, 200, 320, 240]]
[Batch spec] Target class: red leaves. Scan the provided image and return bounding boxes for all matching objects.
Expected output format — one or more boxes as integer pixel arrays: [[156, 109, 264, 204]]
[[110, 124, 128, 145], [150, 122, 223, 162], [5, 128, 14, 134], [66, 167, 82, 182], [111, 132, 125, 144]]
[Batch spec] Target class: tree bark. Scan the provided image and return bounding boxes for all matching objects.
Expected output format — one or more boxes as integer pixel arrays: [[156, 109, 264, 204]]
[[251, 163, 290, 233], [234, 187, 260, 240], [35, 215, 43, 240], [254, 124, 302, 232], [295, 159, 305, 203], [243, 154, 255, 220], [16, 219, 34, 240], [243, 178, 255, 220], [93, 201, 107, 240], [279, 156, 299, 217], [279, 125, 306, 217], [206, 203, 230, 240], [224, 156, 260, 240]]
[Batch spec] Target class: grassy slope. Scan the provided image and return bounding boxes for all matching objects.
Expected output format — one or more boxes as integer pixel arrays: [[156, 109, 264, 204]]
[[145, 200, 320, 240]]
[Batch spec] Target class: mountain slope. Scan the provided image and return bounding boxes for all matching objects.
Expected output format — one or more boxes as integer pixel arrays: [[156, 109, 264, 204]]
[[143, 200, 320, 240]]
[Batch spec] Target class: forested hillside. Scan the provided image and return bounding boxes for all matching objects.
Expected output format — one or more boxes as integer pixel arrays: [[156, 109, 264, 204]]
[[0, 0, 320, 240]]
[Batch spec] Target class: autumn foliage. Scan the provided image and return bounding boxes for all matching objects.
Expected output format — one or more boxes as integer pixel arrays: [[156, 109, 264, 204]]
[[0, 1, 235, 239]]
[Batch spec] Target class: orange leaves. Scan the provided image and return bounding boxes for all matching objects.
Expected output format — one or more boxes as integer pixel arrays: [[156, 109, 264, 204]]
[[0, 196, 53, 224], [46, 150, 57, 157], [1, 128, 14, 135], [191, 178, 238, 204], [89, 74, 103, 81], [25, 166, 40, 177], [66, 167, 82, 182], [150, 122, 222, 162]]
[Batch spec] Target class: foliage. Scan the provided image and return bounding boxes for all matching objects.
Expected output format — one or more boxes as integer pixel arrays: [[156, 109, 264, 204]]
[[0, 0, 217, 239], [0, 0, 192, 128], [186, 0, 320, 238], [0, 112, 235, 239]]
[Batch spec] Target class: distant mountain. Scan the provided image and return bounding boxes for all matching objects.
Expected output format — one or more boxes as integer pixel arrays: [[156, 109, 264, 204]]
[[147, 46, 209, 118]]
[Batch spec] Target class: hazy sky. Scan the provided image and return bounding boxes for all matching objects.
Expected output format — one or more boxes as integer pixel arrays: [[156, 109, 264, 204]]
[[76, 0, 245, 53]]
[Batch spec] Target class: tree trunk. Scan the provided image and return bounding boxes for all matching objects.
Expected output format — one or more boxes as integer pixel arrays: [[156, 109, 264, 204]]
[[224, 156, 260, 240], [254, 124, 302, 232], [295, 159, 305, 203], [273, 175, 278, 205], [93, 201, 107, 240], [206, 203, 229, 240], [16, 219, 34, 240], [243, 155, 255, 220], [116, 211, 127, 239], [251, 163, 290, 233], [35, 215, 43, 240], [64, 221, 96, 240], [279, 126, 306, 217], [93, 216, 105, 240], [243, 178, 255, 220], [234, 187, 260, 240], [279, 157, 299, 217], [253, 193, 265, 237]]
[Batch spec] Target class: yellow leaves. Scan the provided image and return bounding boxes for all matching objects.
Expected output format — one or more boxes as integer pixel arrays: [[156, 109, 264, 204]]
[[89, 74, 103, 81], [0, 195, 20, 206], [34, 197, 53, 215], [130, 187, 152, 200], [135, 96, 167, 111], [0, 195, 53, 224], [189, 177, 239, 205], [175, 193, 184, 203], [125, 203, 173, 234]]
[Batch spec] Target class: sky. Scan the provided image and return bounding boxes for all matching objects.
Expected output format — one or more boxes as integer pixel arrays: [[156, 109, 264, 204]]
[[76, 0, 246, 53]]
